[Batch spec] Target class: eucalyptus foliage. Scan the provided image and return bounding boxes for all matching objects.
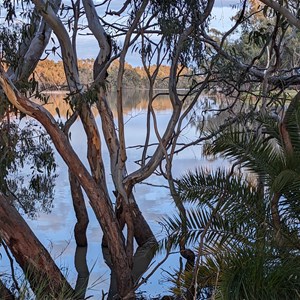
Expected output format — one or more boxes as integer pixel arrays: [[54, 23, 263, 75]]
[[0, 118, 56, 218]]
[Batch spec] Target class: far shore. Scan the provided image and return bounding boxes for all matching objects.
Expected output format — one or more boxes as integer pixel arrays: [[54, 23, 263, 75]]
[[40, 88, 191, 94]]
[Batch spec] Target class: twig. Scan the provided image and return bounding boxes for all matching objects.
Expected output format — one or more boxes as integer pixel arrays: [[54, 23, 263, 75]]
[[138, 181, 169, 189], [2, 241, 20, 291], [134, 247, 171, 291]]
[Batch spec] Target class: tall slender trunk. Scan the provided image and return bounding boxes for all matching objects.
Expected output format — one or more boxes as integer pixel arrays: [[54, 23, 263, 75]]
[[69, 171, 89, 247], [96, 87, 157, 296], [102, 196, 157, 299]]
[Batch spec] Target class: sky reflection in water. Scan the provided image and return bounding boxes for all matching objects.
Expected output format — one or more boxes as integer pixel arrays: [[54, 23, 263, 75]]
[[1, 90, 226, 299]]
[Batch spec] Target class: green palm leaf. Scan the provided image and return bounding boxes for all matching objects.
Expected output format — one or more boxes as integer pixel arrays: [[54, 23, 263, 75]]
[[209, 126, 285, 182], [162, 169, 266, 252], [163, 107, 300, 299]]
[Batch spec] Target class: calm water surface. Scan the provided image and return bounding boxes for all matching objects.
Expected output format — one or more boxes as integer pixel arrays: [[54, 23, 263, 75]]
[[1, 90, 225, 298]]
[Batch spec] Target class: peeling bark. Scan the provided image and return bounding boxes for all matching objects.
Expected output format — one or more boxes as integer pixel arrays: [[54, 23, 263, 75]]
[[7, 0, 61, 83], [83, 2, 159, 294], [5, 0, 134, 296], [32, 0, 82, 92], [64, 113, 89, 247], [259, 0, 300, 30], [79, 102, 107, 188], [279, 122, 294, 156]]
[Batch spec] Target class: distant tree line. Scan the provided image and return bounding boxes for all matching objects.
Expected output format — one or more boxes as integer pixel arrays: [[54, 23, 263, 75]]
[[34, 58, 193, 90]]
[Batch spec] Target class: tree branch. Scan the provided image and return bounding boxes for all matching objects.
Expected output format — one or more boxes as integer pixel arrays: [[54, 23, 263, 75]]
[[259, 0, 300, 29]]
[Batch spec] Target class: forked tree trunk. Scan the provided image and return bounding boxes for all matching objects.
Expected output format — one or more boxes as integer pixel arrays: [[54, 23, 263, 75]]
[[0, 192, 74, 298], [0, 72, 135, 298], [102, 198, 158, 299]]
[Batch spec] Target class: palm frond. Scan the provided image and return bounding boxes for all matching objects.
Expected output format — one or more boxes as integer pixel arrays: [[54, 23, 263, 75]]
[[209, 126, 286, 181], [216, 250, 300, 300], [283, 98, 300, 156], [271, 169, 299, 193], [162, 107, 300, 299], [177, 168, 258, 206], [162, 169, 268, 252]]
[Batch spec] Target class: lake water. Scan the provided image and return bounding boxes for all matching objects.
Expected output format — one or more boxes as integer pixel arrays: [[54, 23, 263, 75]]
[[0, 90, 225, 299]]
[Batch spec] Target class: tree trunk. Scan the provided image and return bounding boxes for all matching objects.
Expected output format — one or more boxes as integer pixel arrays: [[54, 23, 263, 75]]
[[0, 71, 134, 298], [74, 246, 89, 299], [270, 192, 284, 246], [96, 90, 158, 295], [0, 278, 15, 300], [0, 192, 74, 298], [103, 197, 158, 299], [69, 171, 89, 247]]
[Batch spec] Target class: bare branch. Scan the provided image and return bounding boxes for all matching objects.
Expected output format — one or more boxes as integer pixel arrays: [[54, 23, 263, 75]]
[[32, 0, 82, 92], [259, 0, 300, 29]]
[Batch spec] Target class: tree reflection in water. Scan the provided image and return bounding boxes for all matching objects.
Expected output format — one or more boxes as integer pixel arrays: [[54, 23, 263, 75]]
[[0, 119, 57, 218], [0, 90, 219, 298], [74, 246, 89, 299]]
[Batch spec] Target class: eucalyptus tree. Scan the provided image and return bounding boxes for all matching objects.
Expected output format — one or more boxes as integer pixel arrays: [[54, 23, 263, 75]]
[[0, 0, 218, 298], [0, 1, 75, 298], [2, 0, 300, 298]]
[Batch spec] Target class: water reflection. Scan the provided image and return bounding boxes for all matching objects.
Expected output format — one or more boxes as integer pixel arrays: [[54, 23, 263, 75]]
[[1, 90, 227, 299], [74, 246, 89, 299], [1, 119, 57, 219], [42, 89, 173, 118]]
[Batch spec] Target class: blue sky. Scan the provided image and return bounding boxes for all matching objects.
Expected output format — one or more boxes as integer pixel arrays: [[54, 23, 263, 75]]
[[73, 1, 241, 65], [214, 0, 241, 7], [0, 0, 241, 64]]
